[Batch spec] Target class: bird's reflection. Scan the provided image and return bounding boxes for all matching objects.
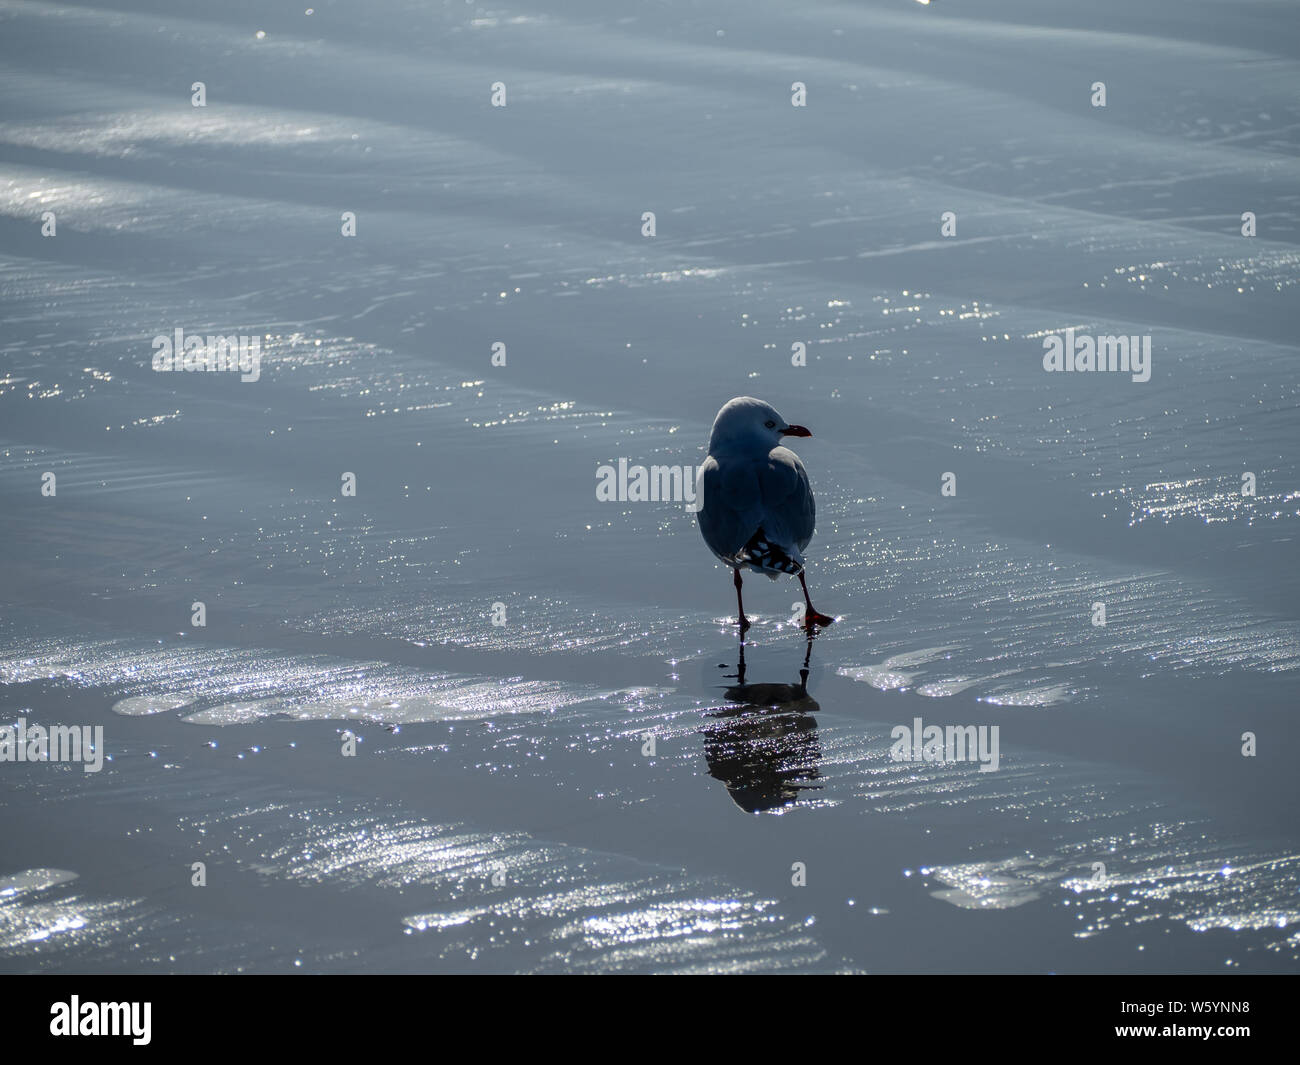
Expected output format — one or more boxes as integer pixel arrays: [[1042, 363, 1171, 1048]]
[[702, 633, 823, 813]]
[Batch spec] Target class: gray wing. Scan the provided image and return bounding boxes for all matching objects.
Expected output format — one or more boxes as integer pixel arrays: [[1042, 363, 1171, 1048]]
[[697, 448, 815, 561], [762, 446, 815, 554]]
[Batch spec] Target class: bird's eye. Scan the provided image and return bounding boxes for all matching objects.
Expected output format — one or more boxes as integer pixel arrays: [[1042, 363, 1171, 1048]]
[[764, 420, 776, 428]]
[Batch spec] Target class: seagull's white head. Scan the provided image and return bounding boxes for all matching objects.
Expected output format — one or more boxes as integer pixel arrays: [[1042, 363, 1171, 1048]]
[[708, 396, 811, 455]]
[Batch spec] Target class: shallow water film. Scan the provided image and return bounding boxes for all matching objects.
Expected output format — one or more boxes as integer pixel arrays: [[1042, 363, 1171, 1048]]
[[1, 0, 1298, 976]]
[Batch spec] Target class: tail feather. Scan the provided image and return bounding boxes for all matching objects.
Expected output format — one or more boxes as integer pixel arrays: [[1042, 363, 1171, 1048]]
[[740, 528, 804, 577]]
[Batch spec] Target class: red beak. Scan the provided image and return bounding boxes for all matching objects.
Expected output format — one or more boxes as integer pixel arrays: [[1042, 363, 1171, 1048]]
[[781, 425, 812, 438]]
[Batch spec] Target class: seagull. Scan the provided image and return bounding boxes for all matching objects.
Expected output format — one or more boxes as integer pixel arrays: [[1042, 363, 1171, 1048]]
[[697, 397, 834, 633]]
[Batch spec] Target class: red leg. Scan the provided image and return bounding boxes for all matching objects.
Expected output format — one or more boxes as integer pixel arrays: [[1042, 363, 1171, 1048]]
[[733, 567, 750, 633], [799, 571, 834, 628]]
